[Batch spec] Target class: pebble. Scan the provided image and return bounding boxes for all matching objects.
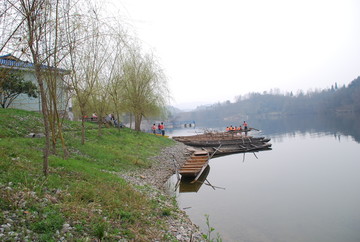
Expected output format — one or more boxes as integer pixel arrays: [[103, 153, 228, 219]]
[[61, 223, 72, 233]]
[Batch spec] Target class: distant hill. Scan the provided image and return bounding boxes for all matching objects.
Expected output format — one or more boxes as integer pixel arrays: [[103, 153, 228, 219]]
[[174, 77, 360, 123]]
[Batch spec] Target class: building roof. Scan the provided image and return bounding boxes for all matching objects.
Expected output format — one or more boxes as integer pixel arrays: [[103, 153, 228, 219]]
[[0, 54, 69, 74]]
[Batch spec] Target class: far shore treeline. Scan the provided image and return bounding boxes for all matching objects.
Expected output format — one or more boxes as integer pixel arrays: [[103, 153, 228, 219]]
[[175, 76, 360, 123]]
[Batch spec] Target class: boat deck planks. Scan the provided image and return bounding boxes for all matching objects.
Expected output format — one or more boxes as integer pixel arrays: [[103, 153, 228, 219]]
[[179, 150, 210, 181]]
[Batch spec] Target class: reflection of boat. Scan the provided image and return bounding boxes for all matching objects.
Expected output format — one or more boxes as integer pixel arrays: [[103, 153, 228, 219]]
[[179, 150, 209, 182], [179, 165, 210, 193]]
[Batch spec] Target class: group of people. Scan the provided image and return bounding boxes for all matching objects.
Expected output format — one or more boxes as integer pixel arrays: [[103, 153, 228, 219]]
[[226, 121, 248, 132], [105, 113, 123, 127], [152, 122, 165, 136]]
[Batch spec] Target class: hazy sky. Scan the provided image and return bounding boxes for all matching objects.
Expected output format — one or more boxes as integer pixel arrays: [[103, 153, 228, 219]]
[[112, 0, 360, 109]]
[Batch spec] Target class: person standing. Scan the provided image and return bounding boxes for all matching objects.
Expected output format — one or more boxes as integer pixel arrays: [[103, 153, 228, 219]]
[[160, 122, 165, 136], [152, 123, 157, 134], [243, 121, 248, 131]]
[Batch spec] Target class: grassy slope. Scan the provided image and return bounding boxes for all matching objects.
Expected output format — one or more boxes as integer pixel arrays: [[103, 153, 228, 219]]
[[0, 108, 177, 241]]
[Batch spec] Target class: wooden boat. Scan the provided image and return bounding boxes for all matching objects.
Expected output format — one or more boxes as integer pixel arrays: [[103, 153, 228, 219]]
[[179, 150, 210, 182], [180, 137, 270, 147], [173, 131, 260, 142], [202, 143, 272, 157], [173, 131, 271, 157]]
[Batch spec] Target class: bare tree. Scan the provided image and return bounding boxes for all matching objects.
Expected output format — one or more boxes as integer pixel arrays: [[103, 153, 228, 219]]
[[1, 0, 73, 175], [63, 2, 127, 142]]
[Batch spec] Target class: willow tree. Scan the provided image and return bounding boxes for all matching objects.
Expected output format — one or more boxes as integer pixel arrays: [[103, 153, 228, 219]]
[[106, 32, 129, 126], [63, 1, 128, 142], [64, 5, 109, 143], [120, 50, 169, 131]]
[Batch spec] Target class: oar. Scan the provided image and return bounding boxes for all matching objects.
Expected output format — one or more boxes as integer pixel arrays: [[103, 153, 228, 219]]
[[209, 144, 222, 159]]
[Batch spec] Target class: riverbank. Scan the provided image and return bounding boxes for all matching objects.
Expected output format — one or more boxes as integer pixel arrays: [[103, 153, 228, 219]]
[[0, 109, 204, 241], [112, 142, 204, 241]]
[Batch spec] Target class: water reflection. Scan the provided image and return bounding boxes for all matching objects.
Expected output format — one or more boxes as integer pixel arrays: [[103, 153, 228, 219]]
[[166, 115, 360, 242], [165, 151, 267, 195], [192, 113, 360, 143], [179, 165, 210, 193]]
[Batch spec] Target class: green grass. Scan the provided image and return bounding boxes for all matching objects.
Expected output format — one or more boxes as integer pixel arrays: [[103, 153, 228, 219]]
[[0, 108, 176, 240]]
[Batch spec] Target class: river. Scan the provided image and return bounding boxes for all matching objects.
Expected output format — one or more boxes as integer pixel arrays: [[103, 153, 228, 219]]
[[164, 114, 360, 242]]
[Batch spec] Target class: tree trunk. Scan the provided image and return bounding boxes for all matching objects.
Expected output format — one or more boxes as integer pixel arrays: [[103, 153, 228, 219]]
[[49, 107, 57, 154], [81, 110, 86, 145], [34, 67, 50, 176], [56, 115, 69, 159], [129, 113, 133, 129], [134, 114, 142, 131]]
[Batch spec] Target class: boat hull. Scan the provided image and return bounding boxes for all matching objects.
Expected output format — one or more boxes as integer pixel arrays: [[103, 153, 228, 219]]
[[179, 151, 209, 180]]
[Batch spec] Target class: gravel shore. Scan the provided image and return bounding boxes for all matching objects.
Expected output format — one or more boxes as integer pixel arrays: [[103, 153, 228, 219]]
[[114, 141, 205, 241]]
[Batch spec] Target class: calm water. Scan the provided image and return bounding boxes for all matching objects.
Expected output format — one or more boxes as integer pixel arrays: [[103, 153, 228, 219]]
[[165, 115, 360, 242]]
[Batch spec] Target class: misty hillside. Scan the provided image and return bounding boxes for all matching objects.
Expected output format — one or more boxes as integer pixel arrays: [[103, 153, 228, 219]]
[[174, 76, 360, 123]]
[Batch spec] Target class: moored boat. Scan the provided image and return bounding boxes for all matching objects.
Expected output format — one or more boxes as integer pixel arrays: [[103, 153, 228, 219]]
[[179, 165, 210, 193], [179, 137, 270, 147], [202, 143, 272, 157], [179, 150, 210, 182], [173, 131, 272, 157]]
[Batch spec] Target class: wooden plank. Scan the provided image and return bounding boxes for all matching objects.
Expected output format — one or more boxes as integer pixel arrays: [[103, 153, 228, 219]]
[[185, 159, 208, 162], [185, 158, 207, 162], [182, 165, 203, 167], [180, 166, 203, 169], [180, 171, 199, 174], [183, 165, 205, 168], [194, 151, 208, 155], [185, 160, 207, 164], [189, 156, 208, 159]]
